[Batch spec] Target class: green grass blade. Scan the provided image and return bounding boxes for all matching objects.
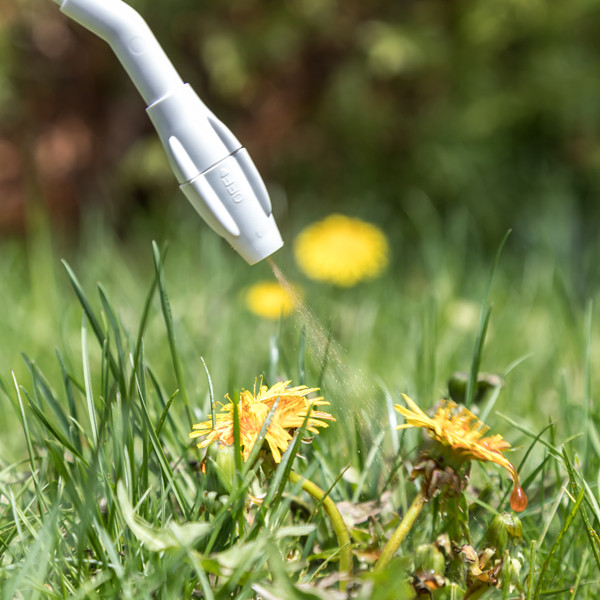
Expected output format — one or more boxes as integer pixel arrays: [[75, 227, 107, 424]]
[[249, 407, 318, 537], [351, 429, 385, 503], [21, 355, 71, 440], [152, 241, 192, 424], [97, 283, 128, 397], [11, 372, 47, 514], [526, 539, 537, 600], [81, 315, 99, 447], [496, 413, 563, 459], [156, 389, 178, 436], [562, 446, 600, 573], [128, 258, 160, 402], [62, 260, 119, 378], [232, 392, 243, 475], [134, 374, 191, 520], [20, 387, 87, 466], [465, 230, 510, 408], [268, 334, 280, 386], [147, 366, 183, 451], [62, 260, 104, 346], [2, 504, 58, 599], [465, 305, 492, 410], [533, 485, 584, 599], [582, 300, 592, 465], [55, 349, 83, 453], [497, 422, 554, 509], [200, 356, 216, 429], [248, 433, 311, 539]]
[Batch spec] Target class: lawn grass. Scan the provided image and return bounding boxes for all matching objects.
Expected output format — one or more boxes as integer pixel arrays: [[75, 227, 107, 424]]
[[1, 205, 600, 598]]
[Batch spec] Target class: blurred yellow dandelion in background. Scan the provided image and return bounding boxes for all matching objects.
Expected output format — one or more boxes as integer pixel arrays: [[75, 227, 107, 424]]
[[293, 214, 389, 286], [245, 281, 297, 319], [190, 380, 334, 463], [395, 395, 527, 512]]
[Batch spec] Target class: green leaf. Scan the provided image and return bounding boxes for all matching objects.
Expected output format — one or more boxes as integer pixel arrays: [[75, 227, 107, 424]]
[[274, 524, 316, 539], [117, 481, 209, 552], [364, 557, 413, 600]]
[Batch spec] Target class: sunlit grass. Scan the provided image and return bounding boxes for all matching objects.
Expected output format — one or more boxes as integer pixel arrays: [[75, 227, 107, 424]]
[[1, 207, 600, 597]]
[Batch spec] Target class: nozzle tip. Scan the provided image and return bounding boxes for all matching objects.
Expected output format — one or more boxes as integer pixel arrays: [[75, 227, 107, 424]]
[[241, 228, 284, 265]]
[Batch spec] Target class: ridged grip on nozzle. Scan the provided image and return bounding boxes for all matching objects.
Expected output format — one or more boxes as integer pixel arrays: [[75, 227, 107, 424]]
[[147, 84, 283, 263], [180, 151, 283, 265]]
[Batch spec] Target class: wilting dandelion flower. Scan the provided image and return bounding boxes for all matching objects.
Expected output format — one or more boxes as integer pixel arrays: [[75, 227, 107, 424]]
[[190, 380, 334, 463], [395, 395, 527, 511], [293, 214, 389, 286], [245, 281, 298, 319]]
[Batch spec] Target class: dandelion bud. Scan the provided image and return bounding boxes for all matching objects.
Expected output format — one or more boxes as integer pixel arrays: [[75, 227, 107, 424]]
[[485, 512, 523, 554], [448, 372, 503, 404], [414, 543, 446, 575], [205, 442, 236, 494]]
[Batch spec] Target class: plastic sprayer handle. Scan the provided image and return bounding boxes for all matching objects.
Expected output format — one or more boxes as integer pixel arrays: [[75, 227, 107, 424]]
[[53, 0, 283, 264]]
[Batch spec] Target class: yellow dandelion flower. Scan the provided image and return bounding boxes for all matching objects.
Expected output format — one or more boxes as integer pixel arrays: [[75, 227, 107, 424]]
[[395, 395, 527, 512], [190, 380, 334, 463], [293, 214, 389, 286], [245, 281, 298, 319]]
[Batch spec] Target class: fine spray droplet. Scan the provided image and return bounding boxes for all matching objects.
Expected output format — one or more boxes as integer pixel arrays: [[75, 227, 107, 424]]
[[268, 257, 303, 310], [510, 482, 528, 512], [266, 257, 380, 427]]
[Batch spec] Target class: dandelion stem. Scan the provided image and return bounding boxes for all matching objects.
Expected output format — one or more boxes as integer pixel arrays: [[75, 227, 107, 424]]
[[464, 582, 490, 600], [289, 470, 352, 590], [374, 489, 427, 572]]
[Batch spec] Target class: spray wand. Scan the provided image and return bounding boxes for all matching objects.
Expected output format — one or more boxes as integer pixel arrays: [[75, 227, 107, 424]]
[[51, 0, 283, 264]]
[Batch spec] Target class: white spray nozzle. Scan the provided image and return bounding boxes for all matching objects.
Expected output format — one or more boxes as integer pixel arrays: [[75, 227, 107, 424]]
[[54, 0, 283, 264]]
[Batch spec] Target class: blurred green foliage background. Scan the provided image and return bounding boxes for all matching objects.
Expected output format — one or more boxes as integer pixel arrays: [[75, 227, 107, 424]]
[[3, 0, 600, 391], [1, 0, 600, 495], [2, 0, 600, 282], [2, 5, 600, 593]]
